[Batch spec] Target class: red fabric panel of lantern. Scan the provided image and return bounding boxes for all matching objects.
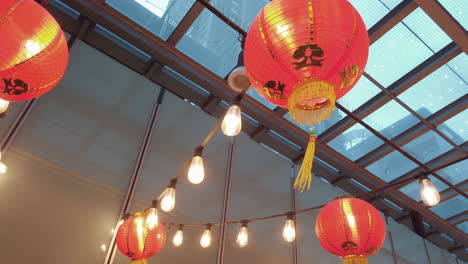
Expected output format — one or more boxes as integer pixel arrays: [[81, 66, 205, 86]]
[[315, 198, 386, 258], [116, 215, 166, 261], [244, 0, 368, 108], [0, 0, 69, 101]]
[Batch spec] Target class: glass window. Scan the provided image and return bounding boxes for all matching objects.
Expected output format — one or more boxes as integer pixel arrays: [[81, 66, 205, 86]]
[[430, 195, 468, 219], [363, 100, 419, 139], [366, 150, 419, 182], [398, 57, 467, 119], [106, 0, 195, 40], [438, 0, 468, 30], [402, 8, 451, 52], [367, 23, 434, 87], [435, 159, 467, 187], [337, 76, 381, 111], [379, 0, 403, 10], [401, 130, 452, 163], [213, 0, 268, 31], [399, 175, 448, 201], [447, 53, 468, 83], [457, 222, 467, 234], [329, 123, 385, 161], [176, 8, 242, 77], [348, 0, 394, 29], [246, 89, 277, 110]]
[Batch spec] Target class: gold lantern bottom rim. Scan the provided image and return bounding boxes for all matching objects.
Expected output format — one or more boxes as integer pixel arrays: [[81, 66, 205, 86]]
[[343, 255, 368, 264], [288, 79, 336, 126]]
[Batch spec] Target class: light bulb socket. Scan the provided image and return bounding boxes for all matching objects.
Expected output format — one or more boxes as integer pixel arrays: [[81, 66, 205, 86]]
[[286, 212, 295, 220], [151, 199, 159, 209], [240, 220, 248, 228], [168, 178, 178, 188], [194, 146, 204, 157], [178, 224, 184, 231], [419, 175, 430, 183], [205, 224, 212, 231], [231, 94, 244, 105], [123, 213, 131, 220]]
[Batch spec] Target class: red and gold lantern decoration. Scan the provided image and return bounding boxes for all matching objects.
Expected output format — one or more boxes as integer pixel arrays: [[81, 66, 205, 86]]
[[0, 0, 69, 102], [315, 197, 386, 264], [244, 0, 369, 191], [116, 212, 166, 264]]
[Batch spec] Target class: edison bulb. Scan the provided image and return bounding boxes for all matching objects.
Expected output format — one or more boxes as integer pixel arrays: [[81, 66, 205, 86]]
[[0, 99, 10, 114], [221, 104, 242, 136], [236, 226, 249, 248], [283, 218, 296, 242], [420, 177, 440, 206], [188, 155, 204, 184], [0, 161, 7, 174], [145, 207, 158, 230], [160, 187, 176, 212], [173, 229, 183, 247], [200, 228, 212, 248]]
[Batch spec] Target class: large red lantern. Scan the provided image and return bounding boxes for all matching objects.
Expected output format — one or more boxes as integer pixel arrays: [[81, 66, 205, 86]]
[[0, 0, 69, 101], [116, 212, 166, 264], [244, 0, 369, 191], [315, 197, 386, 264]]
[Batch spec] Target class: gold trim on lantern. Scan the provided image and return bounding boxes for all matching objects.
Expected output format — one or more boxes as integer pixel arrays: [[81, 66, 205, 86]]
[[339, 64, 360, 90], [343, 255, 368, 264], [0, 0, 24, 25], [288, 79, 336, 126], [345, 10, 358, 49], [130, 260, 148, 264], [307, 0, 315, 41], [259, 10, 275, 59]]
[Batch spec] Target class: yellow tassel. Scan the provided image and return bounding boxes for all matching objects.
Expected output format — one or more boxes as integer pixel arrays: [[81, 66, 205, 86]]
[[288, 79, 336, 126], [343, 255, 368, 264], [294, 131, 316, 192], [130, 260, 147, 264]]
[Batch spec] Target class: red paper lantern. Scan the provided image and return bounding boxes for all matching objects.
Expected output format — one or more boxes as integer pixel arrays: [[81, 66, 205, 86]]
[[116, 212, 166, 264], [315, 197, 386, 264], [244, 0, 368, 191], [0, 0, 69, 101]]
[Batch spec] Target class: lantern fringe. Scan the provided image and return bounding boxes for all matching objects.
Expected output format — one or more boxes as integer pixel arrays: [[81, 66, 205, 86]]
[[130, 260, 147, 264], [288, 80, 336, 126], [343, 255, 368, 264], [294, 131, 316, 192]]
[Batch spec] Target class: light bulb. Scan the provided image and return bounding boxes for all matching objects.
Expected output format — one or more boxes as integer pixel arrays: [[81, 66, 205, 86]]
[[145, 207, 158, 230], [200, 226, 212, 248], [0, 161, 7, 174], [222, 104, 242, 136], [188, 155, 204, 184], [173, 226, 184, 247], [236, 224, 249, 248], [283, 217, 296, 242], [160, 187, 176, 212], [0, 99, 10, 114], [420, 177, 440, 206]]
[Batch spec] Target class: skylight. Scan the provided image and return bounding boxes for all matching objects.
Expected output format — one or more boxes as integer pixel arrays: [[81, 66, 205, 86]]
[[134, 0, 169, 17]]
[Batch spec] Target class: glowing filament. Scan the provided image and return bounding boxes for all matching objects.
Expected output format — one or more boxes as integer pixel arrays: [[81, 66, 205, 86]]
[[283, 218, 296, 242], [237, 225, 249, 248], [160, 187, 176, 212], [188, 155, 204, 184], [420, 177, 440, 207], [222, 104, 242, 136]]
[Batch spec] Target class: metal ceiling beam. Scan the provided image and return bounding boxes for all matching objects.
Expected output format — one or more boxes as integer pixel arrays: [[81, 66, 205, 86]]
[[413, 0, 468, 52], [368, 0, 417, 44], [435, 180, 468, 205], [49, 0, 468, 258], [447, 211, 467, 226], [166, 1, 209, 45], [356, 95, 467, 166], [320, 42, 461, 143]]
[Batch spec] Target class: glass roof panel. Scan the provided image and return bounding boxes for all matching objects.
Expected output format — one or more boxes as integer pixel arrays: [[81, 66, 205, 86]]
[[106, 0, 195, 40], [285, 108, 346, 135], [402, 8, 451, 52], [457, 222, 467, 234], [212, 0, 268, 31], [401, 130, 452, 163], [367, 23, 433, 87], [438, 0, 468, 30], [348, 0, 394, 29], [430, 195, 468, 219], [329, 123, 385, 161], [435, 159, 468, 186], [176, 8, 242, 77], [437, 110, 468, 146], [398, 55, 467, 119], [363, 100, 419, 139], [400, 175, 448, 201], [338, 76, 381, 111], [379, 0, 403, 10], [447, 53, 468, 82], [366, 150, 419, 182]]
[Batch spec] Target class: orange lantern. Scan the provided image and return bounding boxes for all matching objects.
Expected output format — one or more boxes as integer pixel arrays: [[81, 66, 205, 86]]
[[244, 0, 369, 191], [315, 197, 386, 264], [116, 212, 166, 264], [0, 0, 69, 101]]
